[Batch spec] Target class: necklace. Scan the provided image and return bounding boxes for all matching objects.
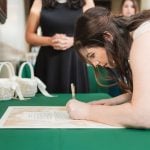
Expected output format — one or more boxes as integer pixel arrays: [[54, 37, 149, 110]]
[[56, 0, 67, 3]]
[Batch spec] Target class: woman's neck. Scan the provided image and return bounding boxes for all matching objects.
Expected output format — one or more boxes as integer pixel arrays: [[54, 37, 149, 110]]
[[56, 0, 67, 3]]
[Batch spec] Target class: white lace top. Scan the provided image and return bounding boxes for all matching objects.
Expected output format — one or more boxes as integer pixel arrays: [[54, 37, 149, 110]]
[[132, 20, 150, 40]]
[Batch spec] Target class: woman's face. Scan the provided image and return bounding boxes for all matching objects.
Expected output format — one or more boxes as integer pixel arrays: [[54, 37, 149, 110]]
[[122, 0, 136, 17], [80, 46, 114, 68]]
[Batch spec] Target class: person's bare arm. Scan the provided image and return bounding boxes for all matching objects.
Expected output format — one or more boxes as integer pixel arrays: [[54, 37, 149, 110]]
[[66, 32, 150, 128], [89, 92, 132, 105], [83, 0, 95, 12], [25, 0, 52, 46]]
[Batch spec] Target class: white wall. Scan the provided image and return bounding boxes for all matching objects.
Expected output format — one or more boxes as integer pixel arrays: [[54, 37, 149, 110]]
[[0, 0, 28, 52], [141, 0, 150, 10]]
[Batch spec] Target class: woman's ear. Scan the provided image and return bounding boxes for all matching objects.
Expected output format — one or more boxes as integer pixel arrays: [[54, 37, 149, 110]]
[[103, 31, 113, 42]]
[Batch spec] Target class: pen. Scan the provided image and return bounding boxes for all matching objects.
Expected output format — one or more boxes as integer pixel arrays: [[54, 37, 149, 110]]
[[71, 83, 76, 99]]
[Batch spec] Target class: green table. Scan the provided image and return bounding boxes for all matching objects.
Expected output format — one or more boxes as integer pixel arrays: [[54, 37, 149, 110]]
[[0, 93, 150, 150]]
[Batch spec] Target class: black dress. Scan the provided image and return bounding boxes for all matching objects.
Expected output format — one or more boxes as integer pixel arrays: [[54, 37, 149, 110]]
[[34, 3, 89, 93]]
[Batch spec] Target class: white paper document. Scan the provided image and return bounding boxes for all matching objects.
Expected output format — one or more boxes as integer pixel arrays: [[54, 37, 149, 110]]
[[0, 106, 121, 128]]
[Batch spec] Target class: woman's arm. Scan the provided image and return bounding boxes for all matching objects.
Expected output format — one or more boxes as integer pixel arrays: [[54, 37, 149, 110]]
[[83, 0, 95, 12], [89, 92, 132, 105], [25, 0, 52, 46], [66, 31, 150, 128]]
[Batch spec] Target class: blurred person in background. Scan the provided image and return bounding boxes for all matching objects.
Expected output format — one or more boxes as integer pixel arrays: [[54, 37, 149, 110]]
[[120, 0, 139, 17]]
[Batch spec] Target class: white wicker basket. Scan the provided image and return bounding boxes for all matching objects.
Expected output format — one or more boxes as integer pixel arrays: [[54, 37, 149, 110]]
[[16, 62, 54, 98], [0, 62, 16, 100], [16, 62, 37, 98]]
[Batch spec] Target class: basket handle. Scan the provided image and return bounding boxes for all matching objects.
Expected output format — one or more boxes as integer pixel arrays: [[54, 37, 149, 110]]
[[18, 62, 34, 79], [0, 62, 15, 78]]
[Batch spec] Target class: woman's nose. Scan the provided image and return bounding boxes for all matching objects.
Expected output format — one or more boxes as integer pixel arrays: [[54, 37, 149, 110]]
[[93, 60, 100, 67]]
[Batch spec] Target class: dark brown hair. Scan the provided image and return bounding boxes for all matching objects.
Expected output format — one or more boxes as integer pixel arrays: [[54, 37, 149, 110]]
[[42, 0, 85, 9], [74, 6, 150, 92]]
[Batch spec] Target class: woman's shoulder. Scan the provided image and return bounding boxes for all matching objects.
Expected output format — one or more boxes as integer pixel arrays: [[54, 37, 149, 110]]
[[132, 20, 150, 40], [30, 0, 42, 15], [129, 22, 150, 64], [83, 0, 95, 12]]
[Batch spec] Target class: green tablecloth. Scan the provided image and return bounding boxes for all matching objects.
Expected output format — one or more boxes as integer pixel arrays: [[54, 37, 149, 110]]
[[0, 93, 150, 150]]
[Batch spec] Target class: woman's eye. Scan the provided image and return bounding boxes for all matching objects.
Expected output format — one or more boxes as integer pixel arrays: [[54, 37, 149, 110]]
[[90, 53, 95, 58], [87, 52, 95, 60]]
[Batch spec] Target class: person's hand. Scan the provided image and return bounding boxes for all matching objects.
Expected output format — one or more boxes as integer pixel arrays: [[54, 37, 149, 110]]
[[66, 99, 90, 120], [51, 34, 73, 50], [63, 35, 74, 50]]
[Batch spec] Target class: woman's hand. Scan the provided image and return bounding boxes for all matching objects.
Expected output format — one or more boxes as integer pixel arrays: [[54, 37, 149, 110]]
[[51, 34, 74, 50], [66, 99, 90, 120]]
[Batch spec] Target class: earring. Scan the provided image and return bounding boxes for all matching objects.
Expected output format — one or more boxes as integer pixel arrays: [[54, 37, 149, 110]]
[[112, 60, 115, 66]]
